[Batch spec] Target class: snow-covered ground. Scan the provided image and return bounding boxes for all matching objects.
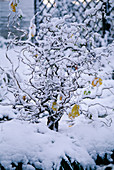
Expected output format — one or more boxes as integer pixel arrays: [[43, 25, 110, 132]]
[[0, 38, 114, 169], [0, 112, 114, 169]]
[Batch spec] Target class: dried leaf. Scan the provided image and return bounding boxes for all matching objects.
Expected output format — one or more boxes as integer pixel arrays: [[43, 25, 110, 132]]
[[23, 96, 26, 101], [11, 2, 16, 12], [92, 77, 102, 87], [52, 102, 58, 111], [68, 104, 80, 119], [60, 96, 62, 101]]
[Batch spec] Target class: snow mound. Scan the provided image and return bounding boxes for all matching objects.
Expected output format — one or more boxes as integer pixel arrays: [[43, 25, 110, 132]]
[[0, 114, 114, 169]]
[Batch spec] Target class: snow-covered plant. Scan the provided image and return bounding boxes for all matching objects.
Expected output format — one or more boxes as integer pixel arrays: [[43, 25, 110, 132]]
[[8, 0, 27, 40], [2, 13, 114, 131]]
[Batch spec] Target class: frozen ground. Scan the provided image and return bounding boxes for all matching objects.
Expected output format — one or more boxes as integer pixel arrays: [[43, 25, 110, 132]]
[[0, 38, 114, 169]]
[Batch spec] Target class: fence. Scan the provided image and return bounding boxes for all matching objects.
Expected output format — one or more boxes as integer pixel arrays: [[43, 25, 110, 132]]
[[34, 0, 113, 43], [0, 0, 113, 43]]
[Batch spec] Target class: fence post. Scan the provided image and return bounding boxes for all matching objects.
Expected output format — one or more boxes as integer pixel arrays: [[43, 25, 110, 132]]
[[34, 0, 40, 36], [102, 0, 111, 39]]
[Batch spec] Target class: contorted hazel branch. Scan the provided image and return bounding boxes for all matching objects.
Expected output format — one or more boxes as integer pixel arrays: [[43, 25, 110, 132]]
[[1, 13, 114, 131]]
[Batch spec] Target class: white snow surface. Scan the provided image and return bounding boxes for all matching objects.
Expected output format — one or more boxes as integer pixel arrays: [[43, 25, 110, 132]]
[[0, 114, 114, 169], [0, 39, 114, 169]]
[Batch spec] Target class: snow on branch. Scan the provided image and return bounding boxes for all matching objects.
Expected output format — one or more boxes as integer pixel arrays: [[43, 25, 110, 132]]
[[0, 7, 114, 130]]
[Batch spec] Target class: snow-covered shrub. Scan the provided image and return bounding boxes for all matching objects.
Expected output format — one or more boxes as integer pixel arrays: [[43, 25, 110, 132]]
[[2, 13, 114, 131]]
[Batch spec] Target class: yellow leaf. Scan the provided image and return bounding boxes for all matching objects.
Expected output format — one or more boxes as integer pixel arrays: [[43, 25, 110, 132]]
[[99, 78, 102, 85], [72, 104, 79, 113], [31, 33, 34, 37], [23, 96, 26, 101], [68, 112, 72, 119], [60, 96, 62, 101], [35, 54, 38, 57], [11, 2, 16, 12], [75, 110, 80, 117], [92, 77, 102, 87], [68, 104, 80, 119], [69, 124, 73, 127], [52, 102, 58, 111]]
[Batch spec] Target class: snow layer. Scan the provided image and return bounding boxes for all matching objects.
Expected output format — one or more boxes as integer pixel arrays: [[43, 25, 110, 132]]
[[0, 113, 114, 169]]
